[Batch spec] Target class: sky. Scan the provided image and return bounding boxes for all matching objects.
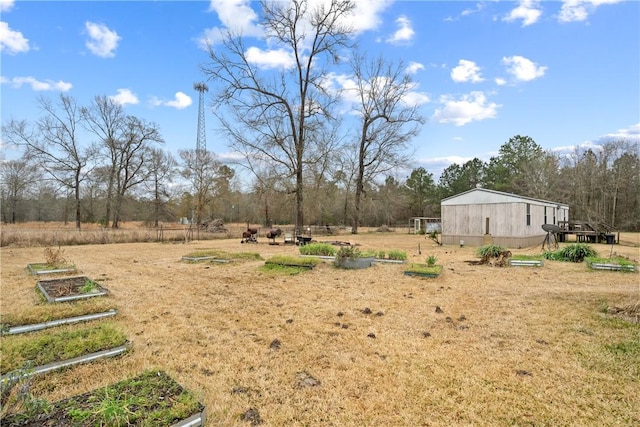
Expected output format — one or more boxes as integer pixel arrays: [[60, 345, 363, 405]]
[[1, 0, 639, 183]]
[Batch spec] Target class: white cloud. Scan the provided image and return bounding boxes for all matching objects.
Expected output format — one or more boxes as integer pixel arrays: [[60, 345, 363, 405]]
[[85, 21, 120, 58], [0, 21, 29, 54], [451, 60, 484, 83], [433, 91, 500, 126], [245, 46, 295, 69], [343, 0, 393, 33], [558, 0, 622, 23], [109, 88, 139, 106], [598, 123, 640, 142], [406, 62, 424, 75], [495, 77, 507, 86], [402, 88, 430, 107], [503, 0, 543, 27], [386, 15, 415, 45], [2, 76, 72, 91], [202, 0, 263, 47], [0, 0, 15, 13], [502, 55, 547, 81], [151, 92, 193, 110]]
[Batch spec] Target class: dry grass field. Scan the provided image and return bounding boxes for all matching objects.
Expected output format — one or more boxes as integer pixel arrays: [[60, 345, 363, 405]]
[[1, 228, 639, 426]]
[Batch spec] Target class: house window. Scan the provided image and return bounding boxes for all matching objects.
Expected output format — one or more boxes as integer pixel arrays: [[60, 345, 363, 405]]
[[526, 203, 531, 226], [544, 206, 547, 224]]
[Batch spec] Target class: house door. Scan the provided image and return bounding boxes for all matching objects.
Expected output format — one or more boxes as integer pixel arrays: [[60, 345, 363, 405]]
[[414, 219, 421, 234]]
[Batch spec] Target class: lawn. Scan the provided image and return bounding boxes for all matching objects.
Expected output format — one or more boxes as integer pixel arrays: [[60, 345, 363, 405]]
[[1, 231, 638, 425]]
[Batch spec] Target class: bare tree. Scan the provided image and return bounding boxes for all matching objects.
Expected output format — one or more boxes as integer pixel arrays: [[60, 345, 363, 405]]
[[145, 148, 177, 227], [348, 54, 424, 233], [110, 117, 164, 228], [2, 95, 94, 229], [203, 0, 354, 233], [179, 148, 222, 224], [81, 96, 126, 227], [0, 157, 40, 223]]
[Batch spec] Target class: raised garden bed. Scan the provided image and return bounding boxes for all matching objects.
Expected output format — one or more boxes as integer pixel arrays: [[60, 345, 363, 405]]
[[1, 342, 131, 382], [1, 322, 129, 378], [403, 264, 443, 278], [587, 262, 637, 272], [1, 370, 205, 426], [334, 255, 375, 269], [586, 256, 637, 272], [2, 309, 118, 336], [26, 263, 77, 276], [509, 259, 544, 267], [37, 276, 109, 303]]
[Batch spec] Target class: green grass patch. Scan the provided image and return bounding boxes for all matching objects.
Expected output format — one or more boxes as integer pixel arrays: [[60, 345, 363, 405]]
[[259, 264, 310, 275], [1, 322, 127, 374], [404, 263, 443, 275], [265, 255, 320, 267], [27, 263, 76, 272], [0, 299, 117, 330], [299, 243, 336, 256], [2, 370, 203, 426], [586, 256, 636, 267], [511, 254, 544, 261]]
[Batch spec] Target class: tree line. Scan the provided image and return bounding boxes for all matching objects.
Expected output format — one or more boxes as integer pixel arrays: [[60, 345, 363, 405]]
[[2, 1, 639, 232]]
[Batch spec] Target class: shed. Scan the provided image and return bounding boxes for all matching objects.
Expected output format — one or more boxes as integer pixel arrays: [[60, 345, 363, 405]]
[[440, 188, 569, 248], [409, 217, 442, 234]]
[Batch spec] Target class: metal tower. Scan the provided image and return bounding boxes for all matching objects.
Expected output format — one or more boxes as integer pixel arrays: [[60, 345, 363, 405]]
[[194, 82, 209, 154]]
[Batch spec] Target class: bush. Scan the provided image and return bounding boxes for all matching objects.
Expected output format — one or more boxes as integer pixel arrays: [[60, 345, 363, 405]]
[[476, 244, 508, 258], [299, 243, 336, 256], [544, 243, 597, 262]]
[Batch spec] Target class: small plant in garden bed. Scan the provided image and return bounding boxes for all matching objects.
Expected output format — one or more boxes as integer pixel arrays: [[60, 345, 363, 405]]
[[1, 322, 128, 375], [1, 370, 204, 426], [544, 243, 597, 262], [299, 243, 336, 256]]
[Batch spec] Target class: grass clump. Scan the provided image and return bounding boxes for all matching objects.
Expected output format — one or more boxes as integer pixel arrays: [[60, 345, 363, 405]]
[[1, 322, 127, 375], [387, 250, 407, 261], [298, 243, 336, 256], [544, 243, 597, 262], [512, 254, 544, 261]]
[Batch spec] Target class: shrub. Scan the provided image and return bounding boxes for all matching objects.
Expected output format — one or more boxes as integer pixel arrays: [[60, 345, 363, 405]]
[[545, 243, 597, 262], [299, 243, 336, 256], [476, 244, 508, 259], [426, 255, 437, 267]]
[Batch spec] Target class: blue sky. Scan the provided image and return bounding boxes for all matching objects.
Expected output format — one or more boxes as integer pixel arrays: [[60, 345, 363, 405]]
[[1, 0, 639, 182]]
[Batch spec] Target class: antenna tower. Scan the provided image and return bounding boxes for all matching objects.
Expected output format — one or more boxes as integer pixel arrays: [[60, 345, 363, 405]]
[[194, 82, 209, 154]]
